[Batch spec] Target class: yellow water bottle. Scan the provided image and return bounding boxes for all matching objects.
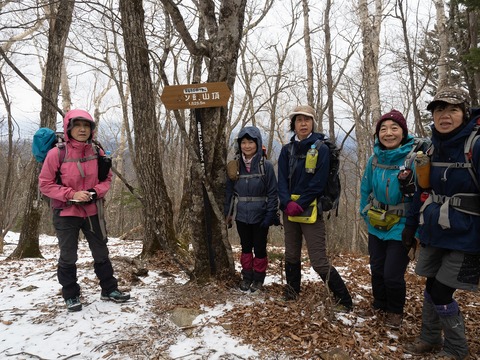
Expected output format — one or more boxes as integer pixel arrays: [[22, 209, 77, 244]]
[[415, 151, 431, 189], [305, 145, 318, 174]]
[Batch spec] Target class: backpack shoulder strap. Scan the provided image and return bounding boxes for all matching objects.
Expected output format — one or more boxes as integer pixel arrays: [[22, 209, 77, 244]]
[[288, 142, 296, 190], [314, 139, 323, 148], [371, 155, 400, 170], [56, 142, 67, 165], [430, 122, 480, 190], [404, 138, 430, 169], [54, 143, 67, 185], [465, 122, 480, 190], [259, 156, 265, 176]]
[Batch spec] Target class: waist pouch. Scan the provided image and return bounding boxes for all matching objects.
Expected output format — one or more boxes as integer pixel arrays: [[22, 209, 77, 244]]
[[367, 208, 400, 231], [288, 195, 317, 224]]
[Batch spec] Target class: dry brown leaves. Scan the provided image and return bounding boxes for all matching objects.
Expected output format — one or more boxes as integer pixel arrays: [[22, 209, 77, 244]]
[[149, 248, 480, 359]]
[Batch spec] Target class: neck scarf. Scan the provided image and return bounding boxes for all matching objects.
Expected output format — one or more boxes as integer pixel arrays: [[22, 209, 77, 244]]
[[243, 153, 255, 172]]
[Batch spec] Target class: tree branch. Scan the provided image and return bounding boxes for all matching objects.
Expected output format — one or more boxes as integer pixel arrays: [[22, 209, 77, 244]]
[[159, 0, 211, 57], [0, 47, 65, 117]]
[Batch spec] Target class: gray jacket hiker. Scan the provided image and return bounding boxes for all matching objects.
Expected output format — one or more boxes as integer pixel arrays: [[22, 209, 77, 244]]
[[224, 126, 278, 292]]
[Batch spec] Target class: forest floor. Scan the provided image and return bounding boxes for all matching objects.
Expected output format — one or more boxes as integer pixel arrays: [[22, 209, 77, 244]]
[[1, 232, 479, 359]]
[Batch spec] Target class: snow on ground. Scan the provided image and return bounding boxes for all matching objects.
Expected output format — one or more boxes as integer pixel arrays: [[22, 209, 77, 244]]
[[2, 232, 479, 359], [0, 232, 259, 360]]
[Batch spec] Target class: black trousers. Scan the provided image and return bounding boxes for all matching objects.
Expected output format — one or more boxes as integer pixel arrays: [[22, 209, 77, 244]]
[[235, 220, 268, 258], [368, 233, 409, 314], [53, 212, 118, 300]]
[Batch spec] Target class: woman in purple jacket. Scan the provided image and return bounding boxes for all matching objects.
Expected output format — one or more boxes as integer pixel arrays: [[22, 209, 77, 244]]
[[39, 109, 129, 312]]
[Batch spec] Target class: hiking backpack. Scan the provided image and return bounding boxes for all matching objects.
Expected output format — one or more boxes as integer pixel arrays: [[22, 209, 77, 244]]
[[32, 127, 65, 163], [288, 138, 341, 216]]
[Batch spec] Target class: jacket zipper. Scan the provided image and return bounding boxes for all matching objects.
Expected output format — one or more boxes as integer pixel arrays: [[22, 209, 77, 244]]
[[386, 178, 390, 203]]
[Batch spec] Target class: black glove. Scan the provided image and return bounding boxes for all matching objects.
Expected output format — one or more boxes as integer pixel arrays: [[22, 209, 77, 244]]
[[87, 189, 97, 202], [272, 213, 281, 226], [402, 225, 417, 250], [260, 213, 273, 228]]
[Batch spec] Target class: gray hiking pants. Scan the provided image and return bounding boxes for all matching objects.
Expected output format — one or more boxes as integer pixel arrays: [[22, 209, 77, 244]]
[[283, 213, 330, 274]]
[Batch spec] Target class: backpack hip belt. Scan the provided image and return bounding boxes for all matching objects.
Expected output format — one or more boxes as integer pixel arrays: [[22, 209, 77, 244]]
[[236, 196, 267, 202], [362, 197, 410, 217], [419, 191, 480, 229]]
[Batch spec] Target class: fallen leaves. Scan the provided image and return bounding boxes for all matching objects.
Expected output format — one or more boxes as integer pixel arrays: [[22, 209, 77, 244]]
[[150, 248, 480, 359]]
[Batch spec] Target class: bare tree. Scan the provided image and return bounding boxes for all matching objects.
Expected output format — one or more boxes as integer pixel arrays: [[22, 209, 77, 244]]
[[10, 0, 75, 259], [119, 0, 177, 257], [323, 0, 337, 141], [302, 0, 315, 109], [434, 0, 449, 87], [353, 0, 384, 252], [0, 73, 16, 252], [394, 0, 429, 136]]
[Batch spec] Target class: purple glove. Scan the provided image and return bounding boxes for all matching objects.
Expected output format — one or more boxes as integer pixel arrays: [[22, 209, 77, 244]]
[[284, 201, 304, 216]]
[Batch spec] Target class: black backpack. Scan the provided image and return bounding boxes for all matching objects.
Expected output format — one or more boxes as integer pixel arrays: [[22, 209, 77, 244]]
[[288, 138, 341, 217]]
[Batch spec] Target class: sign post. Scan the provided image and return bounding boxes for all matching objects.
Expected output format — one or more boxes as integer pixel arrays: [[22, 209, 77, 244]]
[[161, 82, 231, 274], [161, 82, 231, 111]]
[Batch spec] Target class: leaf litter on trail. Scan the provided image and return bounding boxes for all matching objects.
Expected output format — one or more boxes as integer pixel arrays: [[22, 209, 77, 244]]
[[1, 234, 479, 359]]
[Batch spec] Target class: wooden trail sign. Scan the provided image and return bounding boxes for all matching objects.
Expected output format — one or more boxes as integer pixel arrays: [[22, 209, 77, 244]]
[[160, 82, 231, 110]]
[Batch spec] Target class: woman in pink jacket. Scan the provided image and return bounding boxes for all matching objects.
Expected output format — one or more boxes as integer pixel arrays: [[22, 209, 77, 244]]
[[39, 109, 129, 312]]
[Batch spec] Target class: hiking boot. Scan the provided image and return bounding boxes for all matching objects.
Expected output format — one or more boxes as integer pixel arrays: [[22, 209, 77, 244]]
[[357, 306, 384, 319], [283, 285, 299, 301], [250, 281, 263, 293], [239, 279, 252, 292], [65, 296, 82, 312], [384, 312, 403, 329], [404, 338, 442, 355], [101, 289, 130, 303], [436, 350, 466, 360], [333, 303, 352, 313]]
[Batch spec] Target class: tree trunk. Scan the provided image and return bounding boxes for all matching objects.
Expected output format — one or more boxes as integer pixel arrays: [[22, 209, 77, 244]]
[[434, 0, 449, 87], [354, 0, 384, 252], [119, 0, 177, 257], [467, 9, 480, 98], [324, 0, 335, 141], [302, 0, 315, 110], [0, 76, 14, 253], [358, 0, 382, 124], [10, 0, 75, 259]]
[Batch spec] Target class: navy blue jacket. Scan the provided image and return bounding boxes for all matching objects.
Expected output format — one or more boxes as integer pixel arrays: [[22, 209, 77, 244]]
[[277, 132, 329, 211], [224, 126, 278, 224], [406, 109, 480, 253]]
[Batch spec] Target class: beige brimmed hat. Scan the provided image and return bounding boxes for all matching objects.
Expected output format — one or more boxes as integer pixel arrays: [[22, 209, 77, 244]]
[[288, 105, 316, 121], [289, 105, 316, 131]]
